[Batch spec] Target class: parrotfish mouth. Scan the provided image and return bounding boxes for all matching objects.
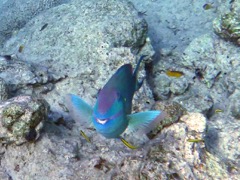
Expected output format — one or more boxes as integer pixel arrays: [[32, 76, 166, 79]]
[[96, 118, 108, 124]]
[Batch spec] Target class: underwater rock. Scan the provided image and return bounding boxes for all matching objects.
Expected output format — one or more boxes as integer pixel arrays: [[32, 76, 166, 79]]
[[148, 24, 240, 177], [213, 12, 240, 45], [0, 0, 68, 48], [205, 114, 240, 169], [1, 0, 154, 114], [228, 90, 240, 119], [150, 33, 239, 114], [213, 0, 240, 45], [180, 33, 240, 114], [148, 101, 186, 139], [0, 111, 225, 180], [169, 77, 189, 95], [231, 0, 240, 14], [0, 78, 8, 102], [0, 166, 11, 180], [173, 88, 214, 115], [0, 57, 56, 97], [2, 0, 239, 179], [128, 0, 217, 52], [153, 112, 238, 179], [224, 65, 240, 94], [0, 95, 49, 145], [152, 74, 171, 100], [139, 113, 209, 179], [167, 113, 206, 165]]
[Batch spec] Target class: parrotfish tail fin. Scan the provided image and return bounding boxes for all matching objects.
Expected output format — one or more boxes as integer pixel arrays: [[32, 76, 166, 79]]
[[135, 77, 145, 91], [133, 55, 147, 91], [133, 55, 147, 77], [126, 110, 166, 135], [65, 94, 93, 127], [119, 137, 138, 150]]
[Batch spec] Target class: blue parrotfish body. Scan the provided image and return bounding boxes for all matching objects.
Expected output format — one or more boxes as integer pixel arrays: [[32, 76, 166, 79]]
[[65, 56, 165, 142]]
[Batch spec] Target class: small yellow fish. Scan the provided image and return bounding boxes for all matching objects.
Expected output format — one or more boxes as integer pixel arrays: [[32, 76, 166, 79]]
[[215, 109, 223, 113], [80, 130, 91, 143], [187, 139, 204, 143], [166, 70, 184, 78], [203, 3, 213, 10], [120, 138, 138, 150], [18, 45, 24, 53]]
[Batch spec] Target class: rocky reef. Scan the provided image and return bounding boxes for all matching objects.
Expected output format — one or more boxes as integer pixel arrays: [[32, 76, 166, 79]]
[[0, 0, 69, 48], [213, 12, 240, 45], [213, 0, 240, 45], [0, 0, 239, 179], [0, 95, 49, 145]]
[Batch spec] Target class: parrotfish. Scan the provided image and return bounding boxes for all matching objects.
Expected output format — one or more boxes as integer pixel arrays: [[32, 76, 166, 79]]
[[65, 56, 166, 149]]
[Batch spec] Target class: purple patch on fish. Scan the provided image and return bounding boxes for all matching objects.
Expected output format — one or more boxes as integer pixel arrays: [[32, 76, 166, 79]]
[[97, 88, 118, 114]]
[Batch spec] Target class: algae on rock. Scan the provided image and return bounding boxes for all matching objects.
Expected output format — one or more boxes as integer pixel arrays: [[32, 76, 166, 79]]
[[0, 95, 49, 145], [213, 12, 240, 45]]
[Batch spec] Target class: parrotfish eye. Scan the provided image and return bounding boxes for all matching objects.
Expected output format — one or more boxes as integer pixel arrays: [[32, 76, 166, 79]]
[[96, 118, 108, 125]]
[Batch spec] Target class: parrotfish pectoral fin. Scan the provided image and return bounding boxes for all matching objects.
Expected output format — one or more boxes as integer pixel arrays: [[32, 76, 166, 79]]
[[127, 111, 166, 134], [65, 94, 93, 127]]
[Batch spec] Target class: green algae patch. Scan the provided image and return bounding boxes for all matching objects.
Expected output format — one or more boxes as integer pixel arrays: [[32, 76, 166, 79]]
[[213, 12, 240, 45]]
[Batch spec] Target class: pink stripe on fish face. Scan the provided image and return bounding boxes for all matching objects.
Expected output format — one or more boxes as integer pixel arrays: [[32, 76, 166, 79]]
[[94, 108, 123, 124]]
